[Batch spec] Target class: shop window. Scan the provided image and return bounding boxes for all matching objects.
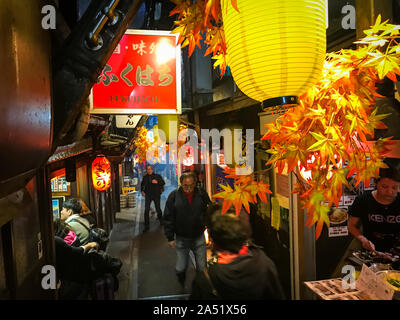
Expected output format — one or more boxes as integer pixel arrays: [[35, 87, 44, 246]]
[[50, 169, 70, 220], [50, 169, 71, 196]]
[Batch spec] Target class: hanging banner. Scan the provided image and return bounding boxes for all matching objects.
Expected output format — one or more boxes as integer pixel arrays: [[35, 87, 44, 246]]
[[271, 197, 281, 231], [90, 29, 181, 115]]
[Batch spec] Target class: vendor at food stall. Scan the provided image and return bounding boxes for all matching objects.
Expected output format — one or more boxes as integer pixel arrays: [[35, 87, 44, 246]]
[[348, 160, 400, 253]]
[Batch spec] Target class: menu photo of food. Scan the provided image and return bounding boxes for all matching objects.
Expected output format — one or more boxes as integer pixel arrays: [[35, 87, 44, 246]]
[[328, 207, 349, 225], [304, 278, 367, 300], [327, 206, 350, 237]]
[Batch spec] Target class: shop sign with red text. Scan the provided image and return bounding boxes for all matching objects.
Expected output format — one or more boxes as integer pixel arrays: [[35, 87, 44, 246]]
[[90, 29, 181, 114]]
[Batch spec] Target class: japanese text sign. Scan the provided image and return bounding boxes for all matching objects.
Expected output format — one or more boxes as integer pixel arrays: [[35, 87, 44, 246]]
[[90, 30, 181, 115]]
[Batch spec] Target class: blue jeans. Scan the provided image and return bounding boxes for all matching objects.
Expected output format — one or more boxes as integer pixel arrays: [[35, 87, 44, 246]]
[[175, 234, 206, 273]]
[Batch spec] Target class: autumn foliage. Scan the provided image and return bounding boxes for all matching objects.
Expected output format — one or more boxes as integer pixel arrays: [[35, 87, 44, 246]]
[[134, 126, 152, 163], [170, 0, 239, 75], [213, 167, 272, 214], [134, 124, 189, 164], [263, 16, 400, 239], [210, 16, 400, 239], [170, 6, 400, 239]]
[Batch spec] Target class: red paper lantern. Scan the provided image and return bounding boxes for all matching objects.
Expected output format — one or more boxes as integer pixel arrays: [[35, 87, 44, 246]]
[[92, 155, 111, 191]]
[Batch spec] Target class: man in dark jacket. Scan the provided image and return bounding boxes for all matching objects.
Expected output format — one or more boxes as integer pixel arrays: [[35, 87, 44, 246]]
[[141, 165, 165, 232], [163, 171, 211, 287], [190, 203, 285, 300]]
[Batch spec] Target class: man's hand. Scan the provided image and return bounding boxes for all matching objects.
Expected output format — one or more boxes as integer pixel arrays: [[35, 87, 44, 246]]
[[141, 191, 145, 197], [83, 241, 99, 253], [358, 235, 375, 251], [152, 179, 158, 184], [168, 240, 176, 249]]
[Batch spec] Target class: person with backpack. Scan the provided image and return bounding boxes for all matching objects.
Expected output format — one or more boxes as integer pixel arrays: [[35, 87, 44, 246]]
[[163, 171, 211, 288], [61, 198, 92, 245], [141, 165, 165, 232]]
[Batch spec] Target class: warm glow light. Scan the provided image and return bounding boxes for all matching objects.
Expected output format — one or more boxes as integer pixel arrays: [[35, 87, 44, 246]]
[[204, 228, 210, 245], [146, 130, 154, 143], [155, 39, 176, 64], [221, 0, 326, 104], [298, 154, 342, 181], [92, 155, 112, 191], [182, 146, 194, 166]]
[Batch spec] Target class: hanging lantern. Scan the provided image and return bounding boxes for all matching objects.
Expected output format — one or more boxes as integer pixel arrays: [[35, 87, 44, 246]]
[[92, 155, 111, 191], [157, 114, 179, 143], [182, 145, 195, 167], [221, 0, 326, 108]]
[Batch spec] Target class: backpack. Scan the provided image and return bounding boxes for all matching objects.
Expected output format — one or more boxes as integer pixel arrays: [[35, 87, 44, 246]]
[[70, 218, 109, 250], [87, 249, 122, 300]]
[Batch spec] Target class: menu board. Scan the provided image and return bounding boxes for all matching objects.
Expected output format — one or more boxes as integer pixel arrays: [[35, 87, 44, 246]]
[[51, 175, 70, 194], [305, 265, 394, 300], [305, 278, 363, 300]]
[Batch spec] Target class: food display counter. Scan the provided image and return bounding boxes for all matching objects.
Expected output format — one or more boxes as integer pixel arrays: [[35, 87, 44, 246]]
[[305, 265, 400, 300]]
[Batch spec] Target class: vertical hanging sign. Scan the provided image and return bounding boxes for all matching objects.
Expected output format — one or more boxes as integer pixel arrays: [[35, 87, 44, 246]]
[[90, 29, 181, 115]]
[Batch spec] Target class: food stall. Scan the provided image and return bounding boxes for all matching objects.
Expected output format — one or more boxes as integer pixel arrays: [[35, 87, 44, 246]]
[[305, 264, 400, 300]]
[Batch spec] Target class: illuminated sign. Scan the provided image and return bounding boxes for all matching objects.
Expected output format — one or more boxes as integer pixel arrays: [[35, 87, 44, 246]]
[[90, 29, 181, 115]]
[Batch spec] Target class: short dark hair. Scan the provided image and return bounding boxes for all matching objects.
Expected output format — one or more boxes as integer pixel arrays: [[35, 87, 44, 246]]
[[62, 198, 82, 215], [378, 158, 400, 183], [207, 203, 248, 253], [180, 171, 197, 184]]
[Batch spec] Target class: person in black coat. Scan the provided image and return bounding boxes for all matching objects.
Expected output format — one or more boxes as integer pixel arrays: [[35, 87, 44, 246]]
[[55, 236, 122, 300], [55, 236, 99, 299], [141, 165, 165, 232], [163, 171, 211, 287], [190, 203, 285, 300], [348, 159, 400, 252]]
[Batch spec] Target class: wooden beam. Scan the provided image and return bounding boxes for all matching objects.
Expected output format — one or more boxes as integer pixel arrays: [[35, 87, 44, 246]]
[[356, 0, 393, 40], [205, 95, 259, 116]]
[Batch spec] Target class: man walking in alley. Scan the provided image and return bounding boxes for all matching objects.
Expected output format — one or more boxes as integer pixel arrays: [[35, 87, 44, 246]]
[[141, 165, 165, 232], [163, 171, 211, 288]]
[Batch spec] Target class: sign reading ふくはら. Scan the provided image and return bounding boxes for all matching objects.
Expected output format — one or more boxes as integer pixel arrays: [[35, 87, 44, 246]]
[[90, 30, 181, 115]]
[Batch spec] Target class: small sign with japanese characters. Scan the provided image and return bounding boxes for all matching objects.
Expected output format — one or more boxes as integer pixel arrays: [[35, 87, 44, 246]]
[[115, 115, 142, 128], [90, 30, 181, 115]]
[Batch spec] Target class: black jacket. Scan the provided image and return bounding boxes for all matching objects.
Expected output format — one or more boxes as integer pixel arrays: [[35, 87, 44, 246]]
[[141, 173, 165, 197], [190, 244, 285, 300], [55, 237, 122, 282], [163, 187, 211, 241], [55, 236, 92, 283]]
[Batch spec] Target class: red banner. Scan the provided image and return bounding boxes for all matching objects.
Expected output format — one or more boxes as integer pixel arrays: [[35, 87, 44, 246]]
[[90, 30, 181, 114]]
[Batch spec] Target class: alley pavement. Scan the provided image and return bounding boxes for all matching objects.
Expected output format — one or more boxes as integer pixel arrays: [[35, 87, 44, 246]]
[[106, 195, 196, 300]]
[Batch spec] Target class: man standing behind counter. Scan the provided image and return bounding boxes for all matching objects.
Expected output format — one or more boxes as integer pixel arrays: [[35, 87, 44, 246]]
[[348, 160, 400, 252]]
